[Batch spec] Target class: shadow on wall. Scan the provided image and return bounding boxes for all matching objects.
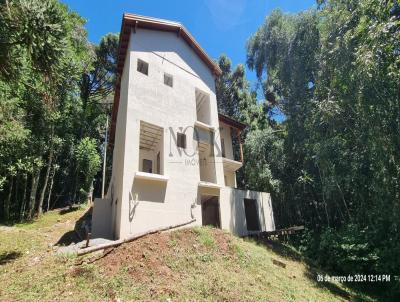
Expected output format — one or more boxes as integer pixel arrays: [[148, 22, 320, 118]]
[[129, 191, 139, 222]]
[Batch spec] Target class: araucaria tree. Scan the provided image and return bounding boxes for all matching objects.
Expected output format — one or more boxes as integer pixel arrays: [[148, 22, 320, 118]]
[[0, 0, 117, 221]]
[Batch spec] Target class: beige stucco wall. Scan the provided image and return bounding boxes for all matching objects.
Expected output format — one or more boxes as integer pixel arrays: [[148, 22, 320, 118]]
[[92, 34, 133, 239], [111, 28, 225, 238], [92, 27, 275, 240]]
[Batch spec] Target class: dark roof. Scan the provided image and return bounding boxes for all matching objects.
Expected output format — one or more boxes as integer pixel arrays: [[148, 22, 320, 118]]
[[109, 13, 222, 147], [218, 113, 247, 131]]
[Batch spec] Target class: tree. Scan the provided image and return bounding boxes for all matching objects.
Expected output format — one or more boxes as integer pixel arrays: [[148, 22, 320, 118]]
[[216, 54, 268, 130], [0, 0, 115, 221], [246, 1, 400, 297]]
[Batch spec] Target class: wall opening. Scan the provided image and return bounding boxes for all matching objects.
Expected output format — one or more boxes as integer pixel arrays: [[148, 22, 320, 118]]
[[198, 141, 216, 183], [201, 195, 220, 227], [137, 59, 149, 75], [195, 89, 211, 125], [139, 121, 163, 175], [244, 198, 260, 231], [164, 73, 173, 87]]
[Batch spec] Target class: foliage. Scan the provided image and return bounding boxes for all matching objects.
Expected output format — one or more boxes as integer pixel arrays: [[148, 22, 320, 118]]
[[245, 0, 400, 298], [0, 0, 117, 221], [216, 54, 269, 130]]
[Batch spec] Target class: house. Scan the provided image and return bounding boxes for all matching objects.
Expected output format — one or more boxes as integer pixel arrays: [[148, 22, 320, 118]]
[[92, 13, 275, 240]]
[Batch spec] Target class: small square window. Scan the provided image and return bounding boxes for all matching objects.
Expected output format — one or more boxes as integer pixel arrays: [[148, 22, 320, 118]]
[[164, 73, 173, 87], [142, 159, 152, 173], [177, 133, 186, 149], [137, 59, 148, 75]]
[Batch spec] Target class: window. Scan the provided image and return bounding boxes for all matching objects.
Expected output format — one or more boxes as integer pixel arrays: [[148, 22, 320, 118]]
[[137, 59, 148, 75], [164, 73, 173, 87], [142, 159, 152, 173], [177, 133, 186, 149], [244, 199, 260, 231]]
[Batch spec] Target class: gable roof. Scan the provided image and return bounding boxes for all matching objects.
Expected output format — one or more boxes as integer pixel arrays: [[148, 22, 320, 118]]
[[109, 13, 222, 147], [117, 13, 222, 76]]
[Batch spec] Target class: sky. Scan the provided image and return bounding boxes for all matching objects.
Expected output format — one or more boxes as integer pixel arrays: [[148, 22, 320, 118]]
[[62, 0, 315, 95]]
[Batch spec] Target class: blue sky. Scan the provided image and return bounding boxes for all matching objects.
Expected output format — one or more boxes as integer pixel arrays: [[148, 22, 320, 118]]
[[62, 0, 315, 93]]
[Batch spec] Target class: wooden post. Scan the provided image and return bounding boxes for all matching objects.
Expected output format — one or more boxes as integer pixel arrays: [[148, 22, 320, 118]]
[[76, 218, 196, 256]]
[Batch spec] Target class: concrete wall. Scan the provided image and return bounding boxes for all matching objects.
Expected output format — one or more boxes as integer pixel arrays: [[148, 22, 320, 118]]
[[92, 198, 112, 238], [220, 187, 275, 237], [224, 171, 236, 188]]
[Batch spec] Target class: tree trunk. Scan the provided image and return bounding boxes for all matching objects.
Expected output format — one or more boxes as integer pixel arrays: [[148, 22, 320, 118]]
[[19, 174, 27, 222], [37, 138, 54, 216], [46, 166, 56, 212], [28, 172, 40, 220], [4, 177, 13, 222], [14, 174, 19, 219]]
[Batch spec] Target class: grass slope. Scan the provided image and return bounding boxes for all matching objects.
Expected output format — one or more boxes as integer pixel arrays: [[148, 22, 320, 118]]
[[0, 207, 374, 302]]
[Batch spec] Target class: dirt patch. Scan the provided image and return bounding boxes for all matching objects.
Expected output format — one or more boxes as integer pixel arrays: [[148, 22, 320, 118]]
[[69, 266, 94, 278], [95, 228, 234, 287], [212, 229, 232, 253]]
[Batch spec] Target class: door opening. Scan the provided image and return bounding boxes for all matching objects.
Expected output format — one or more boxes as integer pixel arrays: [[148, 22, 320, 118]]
[[201, 195, 221, 228], [244, 198, 260, 231]]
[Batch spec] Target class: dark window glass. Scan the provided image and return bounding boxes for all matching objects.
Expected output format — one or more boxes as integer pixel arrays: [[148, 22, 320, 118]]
[[177, 133, 186, 149], [164, 73, 173, 87], [142, 159, 152, 173]]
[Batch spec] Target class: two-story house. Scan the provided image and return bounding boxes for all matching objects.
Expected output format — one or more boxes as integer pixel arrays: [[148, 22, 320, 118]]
[[92, 13, 275, 239]]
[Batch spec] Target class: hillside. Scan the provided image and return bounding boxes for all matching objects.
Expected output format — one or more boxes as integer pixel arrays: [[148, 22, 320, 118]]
[[0, 207, 374, 302]]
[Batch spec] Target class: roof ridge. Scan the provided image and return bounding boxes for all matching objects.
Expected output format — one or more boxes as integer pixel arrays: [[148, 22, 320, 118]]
[[123, 13, 183, 27]]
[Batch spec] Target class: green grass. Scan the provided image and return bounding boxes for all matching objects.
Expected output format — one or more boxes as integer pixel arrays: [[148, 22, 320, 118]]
[[0, 208, 377, 302], [193, 226, 216, 248]]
